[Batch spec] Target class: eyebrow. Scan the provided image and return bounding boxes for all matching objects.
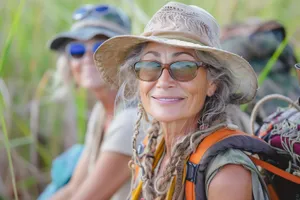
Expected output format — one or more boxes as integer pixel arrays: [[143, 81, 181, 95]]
[[142, 51, 195, 58], [172, 52, 195, 58], [143, 51, 160, 57]]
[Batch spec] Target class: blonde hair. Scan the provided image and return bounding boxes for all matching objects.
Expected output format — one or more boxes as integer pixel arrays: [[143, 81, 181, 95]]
[[117, 43, 238, 199], [50, 53, 74, 101]]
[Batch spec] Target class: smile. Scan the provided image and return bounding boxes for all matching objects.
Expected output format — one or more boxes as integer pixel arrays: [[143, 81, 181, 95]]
[[152, 96, 185, 103]]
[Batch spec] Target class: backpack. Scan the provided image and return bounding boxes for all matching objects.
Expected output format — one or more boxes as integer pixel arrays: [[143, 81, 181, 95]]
[[221, 19, 299, 123], [252, 94, 300, 199], [185, 95, 300, 200], [132, 96, 300, 200]]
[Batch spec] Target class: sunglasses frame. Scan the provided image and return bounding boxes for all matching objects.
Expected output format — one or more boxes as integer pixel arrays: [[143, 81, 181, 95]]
[[66, 40, 106, 59], [132, 60, 210, 82]]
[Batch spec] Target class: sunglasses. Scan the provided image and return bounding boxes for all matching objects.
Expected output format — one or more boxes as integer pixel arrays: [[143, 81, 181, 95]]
[[72, 5, 126, 28], [133, 61, 209, 82], [66, 41, 104, 59], [73, 5, 110, 21]]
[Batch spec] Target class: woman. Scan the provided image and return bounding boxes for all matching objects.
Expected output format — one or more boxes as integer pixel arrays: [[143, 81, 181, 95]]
[[94, 2, 269, 200], [39, 4, 145, 200]]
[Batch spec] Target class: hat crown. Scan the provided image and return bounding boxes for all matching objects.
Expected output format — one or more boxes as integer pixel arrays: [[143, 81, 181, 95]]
[[71, 4, 131, 35], [143, 2, 221, 48]]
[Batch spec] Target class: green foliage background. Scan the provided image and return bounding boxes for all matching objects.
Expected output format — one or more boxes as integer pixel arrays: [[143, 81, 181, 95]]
[[0, 0, 299, 199]]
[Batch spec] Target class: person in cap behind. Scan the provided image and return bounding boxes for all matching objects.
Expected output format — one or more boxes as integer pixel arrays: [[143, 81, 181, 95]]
[[38, 4, 145, 200], [94, 2, 269, 200]]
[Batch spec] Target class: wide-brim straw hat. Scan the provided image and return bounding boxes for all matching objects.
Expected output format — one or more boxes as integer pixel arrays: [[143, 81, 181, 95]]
[[94, 1, 258, 104]]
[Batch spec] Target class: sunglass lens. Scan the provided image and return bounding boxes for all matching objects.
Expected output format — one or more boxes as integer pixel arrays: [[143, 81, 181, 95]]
[[95, 5, 109, 12], [134, 61, 161, 81], [92, 41, 104, 53], [170, 61, 198, 81], [68, 43, 86, 59]]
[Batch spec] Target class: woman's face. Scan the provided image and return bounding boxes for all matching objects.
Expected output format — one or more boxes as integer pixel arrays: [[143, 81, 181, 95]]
[[139, 43, 216, 123], [68, 36, 107, 89]]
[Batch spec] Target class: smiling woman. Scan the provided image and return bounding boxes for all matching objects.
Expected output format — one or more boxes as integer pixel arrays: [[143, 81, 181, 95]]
[[94, 1, 268, 200], [138, 44, 216, 126]]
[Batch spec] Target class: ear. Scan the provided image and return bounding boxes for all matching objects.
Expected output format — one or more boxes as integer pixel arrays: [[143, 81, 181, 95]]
[[207, 81, 217, 97]]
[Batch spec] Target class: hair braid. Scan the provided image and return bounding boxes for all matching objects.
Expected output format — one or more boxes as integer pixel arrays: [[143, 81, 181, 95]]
[[141, 119, 160, 199], [130, 104, 145, 178]]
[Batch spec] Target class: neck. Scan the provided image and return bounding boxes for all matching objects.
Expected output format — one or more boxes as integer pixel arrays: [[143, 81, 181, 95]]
[[92, 86, 117, 117], [161, 118, 198, 159]]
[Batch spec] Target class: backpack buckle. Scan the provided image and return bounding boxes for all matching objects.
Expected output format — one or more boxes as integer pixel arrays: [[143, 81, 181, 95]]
[[186, 161, 198, 183]]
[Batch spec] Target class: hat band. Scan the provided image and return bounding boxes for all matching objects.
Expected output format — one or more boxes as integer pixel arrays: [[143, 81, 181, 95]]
[[71, 20, 129, 35], [142, 31, 211, 47]]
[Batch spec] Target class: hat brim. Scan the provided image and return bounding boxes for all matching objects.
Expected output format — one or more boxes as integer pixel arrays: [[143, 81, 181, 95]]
[[49, 27, 122, 50], [94, 35, 258, 104]]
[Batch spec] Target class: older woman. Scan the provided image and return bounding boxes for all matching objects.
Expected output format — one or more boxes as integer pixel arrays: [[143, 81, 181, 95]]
[[39, 4, 146, 200], [94, 2, 269, 200]]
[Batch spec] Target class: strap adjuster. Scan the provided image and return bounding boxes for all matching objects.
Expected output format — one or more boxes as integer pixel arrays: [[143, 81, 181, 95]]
[[186, 161, 198, 183]]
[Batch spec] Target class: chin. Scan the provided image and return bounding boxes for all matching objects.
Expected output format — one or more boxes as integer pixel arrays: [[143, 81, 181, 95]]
[[150, 110, 184, 123], [81, 81, 104, 89]]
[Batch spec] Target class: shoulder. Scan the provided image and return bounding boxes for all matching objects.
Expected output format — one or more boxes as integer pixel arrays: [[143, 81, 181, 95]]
[[207, 163, 252, 200], [205, 149, 257, 184], [114, 108, 138, 122], [204, 149, 268, 200], [100, 108, 146, 156], [107, 108, 138, 133]]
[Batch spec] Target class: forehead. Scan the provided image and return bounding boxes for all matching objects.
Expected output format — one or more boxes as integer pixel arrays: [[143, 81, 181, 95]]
[[142, 42, 196, 55]]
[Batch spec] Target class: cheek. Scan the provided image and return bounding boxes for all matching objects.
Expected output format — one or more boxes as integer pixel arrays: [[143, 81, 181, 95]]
[[139, 81, 154, 112], [183, 73, 209, 113], [70, 60, 82, 84]]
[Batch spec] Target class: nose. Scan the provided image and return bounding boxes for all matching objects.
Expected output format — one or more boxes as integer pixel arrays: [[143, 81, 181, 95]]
[[82, 49, 94, 66], [156, 68, 176, 88]]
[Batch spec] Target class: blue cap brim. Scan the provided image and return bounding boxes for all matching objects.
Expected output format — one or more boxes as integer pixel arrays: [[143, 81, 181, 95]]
[[48, 27, 121, 51]]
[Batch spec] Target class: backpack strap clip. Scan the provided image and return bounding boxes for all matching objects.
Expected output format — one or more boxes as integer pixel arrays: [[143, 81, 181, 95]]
[[186, 161, 199, 183]]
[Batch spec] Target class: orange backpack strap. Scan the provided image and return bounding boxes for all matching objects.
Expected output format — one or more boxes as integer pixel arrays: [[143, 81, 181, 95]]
[[249, 156, 300, 184], [185, 128, 246, 200], [185, 128, 277, 200]]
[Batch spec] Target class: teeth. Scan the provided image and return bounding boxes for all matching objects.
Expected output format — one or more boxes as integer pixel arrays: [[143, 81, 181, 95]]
[[157, 98, 181, 101]]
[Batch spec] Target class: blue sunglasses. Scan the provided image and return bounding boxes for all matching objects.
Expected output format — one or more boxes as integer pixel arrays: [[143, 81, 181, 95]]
[[73, 5, 110, 21], [66, 41, 104, 59], [72, 4, 129, 30]]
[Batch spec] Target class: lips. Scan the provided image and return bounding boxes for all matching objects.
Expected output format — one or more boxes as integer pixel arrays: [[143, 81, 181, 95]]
[[152, 96, 185, 103]]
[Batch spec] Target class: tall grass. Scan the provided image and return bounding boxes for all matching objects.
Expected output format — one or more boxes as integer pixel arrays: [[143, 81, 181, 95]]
[[0, 0, 300, 199]]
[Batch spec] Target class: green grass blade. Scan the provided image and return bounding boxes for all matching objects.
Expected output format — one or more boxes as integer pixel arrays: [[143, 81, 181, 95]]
[[74, 88, 87, 144], [0, 98, 18, 200], [241, 32, 294, 111], [0, 0, 25, 77], [0, 136, 33, 149], [257, 37, 291, 86]]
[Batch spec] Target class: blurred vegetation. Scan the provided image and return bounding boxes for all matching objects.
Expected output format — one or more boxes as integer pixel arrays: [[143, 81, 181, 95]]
[[0, 0, 300, 199]]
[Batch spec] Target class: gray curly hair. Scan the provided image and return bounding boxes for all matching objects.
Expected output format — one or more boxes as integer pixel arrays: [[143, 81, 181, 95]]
[[117, 43, 240, 199]]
